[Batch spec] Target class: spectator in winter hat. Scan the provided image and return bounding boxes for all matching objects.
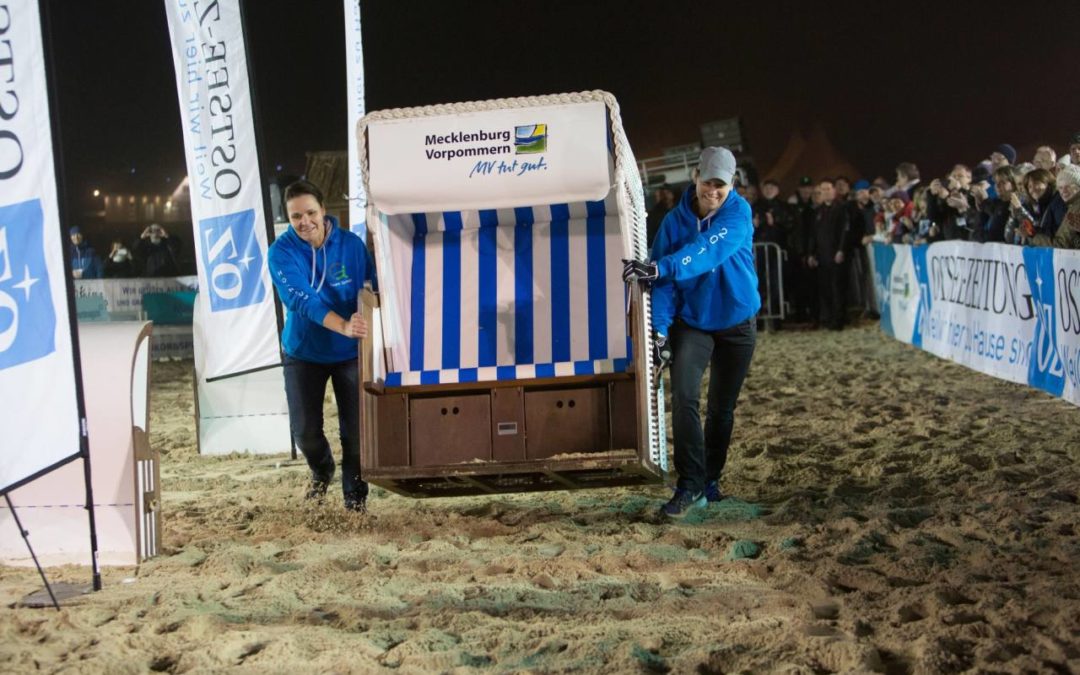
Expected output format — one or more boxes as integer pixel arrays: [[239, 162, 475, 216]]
[[788, 175, 814, 206], [1051, 164, 1080, 249], [1055, 164, 1080, 207], [991, 143, 1017, 169], [69, 226, 101, 279]]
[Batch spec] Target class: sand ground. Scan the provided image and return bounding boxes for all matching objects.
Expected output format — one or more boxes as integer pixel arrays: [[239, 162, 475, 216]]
[[1, 324, 1078, 674]]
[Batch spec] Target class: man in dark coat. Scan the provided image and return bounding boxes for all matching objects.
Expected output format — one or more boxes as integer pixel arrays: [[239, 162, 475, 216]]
[[646, 184, 678, 248], [807, 179, 851, 330], [786, 176, 817, 323], [848, 180, 878, 318], [753, 180, 791, 321]]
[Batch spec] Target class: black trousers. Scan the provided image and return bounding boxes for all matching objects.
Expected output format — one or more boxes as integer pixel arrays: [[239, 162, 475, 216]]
[[817, 259, 849, 329], [793, 258, 818, 323], [669, 319, 757, 494], [282, 355, 367, 500]]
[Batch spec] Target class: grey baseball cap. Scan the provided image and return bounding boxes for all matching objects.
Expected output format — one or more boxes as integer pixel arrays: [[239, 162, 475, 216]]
[[698, 146, 737, 184]]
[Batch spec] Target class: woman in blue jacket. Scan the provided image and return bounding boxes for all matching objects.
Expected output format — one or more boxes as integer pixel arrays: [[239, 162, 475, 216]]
[[624, 147, 760, 518], [268, 180, 377, 512]]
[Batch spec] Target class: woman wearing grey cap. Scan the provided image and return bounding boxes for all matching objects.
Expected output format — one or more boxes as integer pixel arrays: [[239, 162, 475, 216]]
[[623, 146, 760, 519]]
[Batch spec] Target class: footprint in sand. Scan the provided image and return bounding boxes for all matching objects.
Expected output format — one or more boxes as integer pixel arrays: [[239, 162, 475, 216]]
[[897, 603, 926, 623]]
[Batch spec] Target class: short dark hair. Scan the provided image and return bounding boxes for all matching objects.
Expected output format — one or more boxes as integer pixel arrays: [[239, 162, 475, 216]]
[[818, 178, 835, 187], [763, 179, 780, 188], [284, 179, 325, 207], [896, 162, 920, 181]]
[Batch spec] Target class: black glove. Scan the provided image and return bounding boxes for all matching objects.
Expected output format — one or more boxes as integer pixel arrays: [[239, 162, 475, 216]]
[[622, 258, 659, 286], [653, 334, 672, 371]]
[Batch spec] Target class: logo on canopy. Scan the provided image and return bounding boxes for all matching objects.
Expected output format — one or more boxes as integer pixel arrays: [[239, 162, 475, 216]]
[[199, 209, 266, 312], [0, 199, 56, 370], [515, 124, 547, 154]]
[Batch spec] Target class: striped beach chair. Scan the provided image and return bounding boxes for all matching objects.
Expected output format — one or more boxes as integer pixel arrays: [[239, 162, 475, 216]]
[[356, 91, 666, 496]]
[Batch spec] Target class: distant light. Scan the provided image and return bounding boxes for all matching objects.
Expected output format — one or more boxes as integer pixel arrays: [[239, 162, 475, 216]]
[[130, 167, 136, 174], [92, 189, 100, 197], [165, 176, 172, 183], [165, 200, 173, 209], [275, 164, 283, 172]]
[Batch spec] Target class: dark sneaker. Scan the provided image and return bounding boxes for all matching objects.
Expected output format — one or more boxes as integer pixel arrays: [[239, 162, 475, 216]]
[[344, 495, 367, 513], [705, 480, 726, 503], [305, 480, 329, 501], [659, 488, 706, 519]]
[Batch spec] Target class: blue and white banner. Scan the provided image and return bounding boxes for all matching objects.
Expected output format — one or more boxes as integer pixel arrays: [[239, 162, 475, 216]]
[[0, 0, 83, 492], [344, 0, 367, 237], [875, 241, 1080, 407], [164, 0, 279, 379]]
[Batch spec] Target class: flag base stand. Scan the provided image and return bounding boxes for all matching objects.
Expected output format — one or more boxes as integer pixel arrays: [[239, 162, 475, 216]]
[[19, 582, 92, 609], [4, 493, 61, 611]]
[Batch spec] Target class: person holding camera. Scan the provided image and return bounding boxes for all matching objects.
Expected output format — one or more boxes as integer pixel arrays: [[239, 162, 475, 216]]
[[622, 147, 759, 519], [103, 239, 136, 278], [135, 223, 181, 277], [927, 164, 975, 241]]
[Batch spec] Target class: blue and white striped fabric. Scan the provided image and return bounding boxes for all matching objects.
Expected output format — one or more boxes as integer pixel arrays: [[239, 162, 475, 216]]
[[378, 192, 632, 386]]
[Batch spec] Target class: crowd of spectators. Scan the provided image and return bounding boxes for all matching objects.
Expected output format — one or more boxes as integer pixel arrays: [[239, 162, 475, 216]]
[[647, 132, 1080, 330], [68, 223, 182, 279]]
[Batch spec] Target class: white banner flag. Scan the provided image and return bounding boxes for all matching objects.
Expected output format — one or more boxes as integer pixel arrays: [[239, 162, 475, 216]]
[[922, 242, 1035, 386], [0, 0, 83, 492], [344, 0, 367, 237], [367, 101, 611, 215], [164, 0, 279, 379]]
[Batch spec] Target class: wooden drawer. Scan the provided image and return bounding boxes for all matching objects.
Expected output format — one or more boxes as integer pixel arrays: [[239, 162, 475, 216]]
[[373, 393, 408, 467], [608, 379, 639, 450], [409, 394, 492, 466], [492, 387, 525, 461], [524, 387, 609, 459]]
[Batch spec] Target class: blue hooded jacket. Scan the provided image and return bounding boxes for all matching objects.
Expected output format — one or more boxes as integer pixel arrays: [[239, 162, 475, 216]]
[[268, 216, 377, 363], [71, 241, 101, 279], [650, 186, 760, 337]]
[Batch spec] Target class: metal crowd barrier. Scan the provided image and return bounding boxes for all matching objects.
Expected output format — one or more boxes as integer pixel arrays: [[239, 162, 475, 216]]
[[753, 241, 787, 323]]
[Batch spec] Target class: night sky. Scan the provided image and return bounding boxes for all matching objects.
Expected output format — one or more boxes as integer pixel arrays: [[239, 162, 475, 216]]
[[47, 0, 1080, 213]]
